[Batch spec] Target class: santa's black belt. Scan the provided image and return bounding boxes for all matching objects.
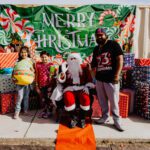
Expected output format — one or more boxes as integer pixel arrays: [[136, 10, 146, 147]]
[[68, 84, 84, 86]]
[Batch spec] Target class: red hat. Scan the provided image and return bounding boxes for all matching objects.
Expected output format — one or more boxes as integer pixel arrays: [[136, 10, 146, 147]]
[[95, 28, 107, 35]]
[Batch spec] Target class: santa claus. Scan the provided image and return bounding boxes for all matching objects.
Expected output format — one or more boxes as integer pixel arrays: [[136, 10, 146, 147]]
[[57, 52, 95, 128]]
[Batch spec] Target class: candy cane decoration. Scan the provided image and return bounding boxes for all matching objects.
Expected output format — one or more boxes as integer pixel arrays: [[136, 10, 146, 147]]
[[0, 8, 22, 33], [21, 19, 34, 39], [0, 8, 34, 43], [99, 10, 117, 25]]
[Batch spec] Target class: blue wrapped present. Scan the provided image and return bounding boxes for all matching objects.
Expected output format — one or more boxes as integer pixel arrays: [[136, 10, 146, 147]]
[[132, 66, 150, 83], [123, 53, 135, 67]]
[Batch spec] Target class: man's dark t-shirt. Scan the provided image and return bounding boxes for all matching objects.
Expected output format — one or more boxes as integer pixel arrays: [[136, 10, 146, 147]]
[[91, 40, 123, 83]]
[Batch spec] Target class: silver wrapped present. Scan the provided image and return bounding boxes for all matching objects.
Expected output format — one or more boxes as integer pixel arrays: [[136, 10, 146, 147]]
[[0, 74, 16, 93]]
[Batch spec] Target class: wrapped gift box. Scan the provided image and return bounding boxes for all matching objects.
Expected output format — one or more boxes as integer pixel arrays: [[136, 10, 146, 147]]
[[92, 93, 129, 118], [132, 66, 150, 85], [0, 74, 17, 93], [123, 53, 135, 67], [135, 58, 150, 66], [121, 89, 135, 114], [135, 81, 150, 120], [0, 52, 18, 69], [119, 92, 129, 118], [0, 93, 17, 114]]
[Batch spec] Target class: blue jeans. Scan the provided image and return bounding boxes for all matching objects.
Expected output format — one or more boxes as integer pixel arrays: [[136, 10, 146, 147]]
[[15, 85, 30, 113]]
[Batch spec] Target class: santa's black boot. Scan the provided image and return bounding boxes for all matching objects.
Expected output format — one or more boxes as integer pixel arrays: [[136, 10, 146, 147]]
[[68, 110, 78, 128], [80, 110, 87, 128]]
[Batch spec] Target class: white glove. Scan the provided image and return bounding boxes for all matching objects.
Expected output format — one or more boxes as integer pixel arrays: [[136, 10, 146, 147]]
[[82, 87, 89, 95], [57, 72, 66, 83]]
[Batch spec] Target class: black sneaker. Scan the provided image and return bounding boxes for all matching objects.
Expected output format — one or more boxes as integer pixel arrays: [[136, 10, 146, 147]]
[[80, 119, 86, 128], [69, 119, 78, 128]]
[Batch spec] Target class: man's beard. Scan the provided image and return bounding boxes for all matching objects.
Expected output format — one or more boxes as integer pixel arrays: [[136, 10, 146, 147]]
[[96, 39, 106, 45], [68, 60, 82, 84]]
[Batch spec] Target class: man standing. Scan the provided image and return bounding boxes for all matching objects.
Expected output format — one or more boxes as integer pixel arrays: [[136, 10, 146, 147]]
[[58, 53, 94, 128], [91, 28, 124, 131]]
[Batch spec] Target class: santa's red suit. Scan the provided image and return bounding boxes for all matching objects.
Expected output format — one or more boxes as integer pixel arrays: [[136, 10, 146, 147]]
[[57, 53, 95, 128], [61, 63, 94, 112]]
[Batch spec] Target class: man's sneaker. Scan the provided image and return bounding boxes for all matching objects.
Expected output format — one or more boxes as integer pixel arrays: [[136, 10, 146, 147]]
[[69, 119, 78, 128], [95, 117, 109, 124], [114, 121, 125, 132], [80, 119, 86, 128], [13, 112, 19, 119]]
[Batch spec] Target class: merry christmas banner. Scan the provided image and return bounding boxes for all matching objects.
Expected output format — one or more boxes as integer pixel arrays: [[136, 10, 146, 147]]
[[0, 4, 136, 60]]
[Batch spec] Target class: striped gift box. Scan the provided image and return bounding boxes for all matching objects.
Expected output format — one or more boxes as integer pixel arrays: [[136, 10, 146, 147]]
[[0, 52, 18, 69]]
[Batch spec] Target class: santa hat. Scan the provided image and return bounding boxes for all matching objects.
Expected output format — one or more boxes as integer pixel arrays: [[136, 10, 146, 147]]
[[67, 52, 82, 64]]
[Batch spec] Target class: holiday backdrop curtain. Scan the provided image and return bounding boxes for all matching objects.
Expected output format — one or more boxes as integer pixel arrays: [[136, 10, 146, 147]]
[[0, 4, 136, 60]]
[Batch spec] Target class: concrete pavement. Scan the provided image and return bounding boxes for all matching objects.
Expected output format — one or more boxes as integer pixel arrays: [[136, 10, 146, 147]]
[[0, 110, 150, 149]]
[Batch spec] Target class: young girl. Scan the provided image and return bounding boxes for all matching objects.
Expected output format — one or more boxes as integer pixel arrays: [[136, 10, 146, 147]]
[[35, 51, 56, 118], [12, 46, 34, 119]]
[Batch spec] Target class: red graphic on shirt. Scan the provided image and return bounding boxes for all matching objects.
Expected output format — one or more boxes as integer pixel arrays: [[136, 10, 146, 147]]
[[96, 52, 112, 71]]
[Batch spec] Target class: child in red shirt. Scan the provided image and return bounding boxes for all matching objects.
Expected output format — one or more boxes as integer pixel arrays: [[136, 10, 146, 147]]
[[35, 51, 56, 118]]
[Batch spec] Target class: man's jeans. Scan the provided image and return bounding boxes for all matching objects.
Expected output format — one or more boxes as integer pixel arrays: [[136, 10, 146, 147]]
[[15, 85, 30, 113]]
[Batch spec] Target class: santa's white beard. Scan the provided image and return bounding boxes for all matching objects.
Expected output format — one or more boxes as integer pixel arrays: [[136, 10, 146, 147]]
[[68, 60, 82, 84]]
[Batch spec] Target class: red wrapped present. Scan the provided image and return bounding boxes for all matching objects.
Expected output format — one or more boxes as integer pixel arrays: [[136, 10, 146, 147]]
[[121, 89, 135, 114], [119, 92, 129, 118], [0, 52, 18, 69], [92, 93, 129, 118], [0, 93, 17, 114], [135, 58, 150, 66]]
